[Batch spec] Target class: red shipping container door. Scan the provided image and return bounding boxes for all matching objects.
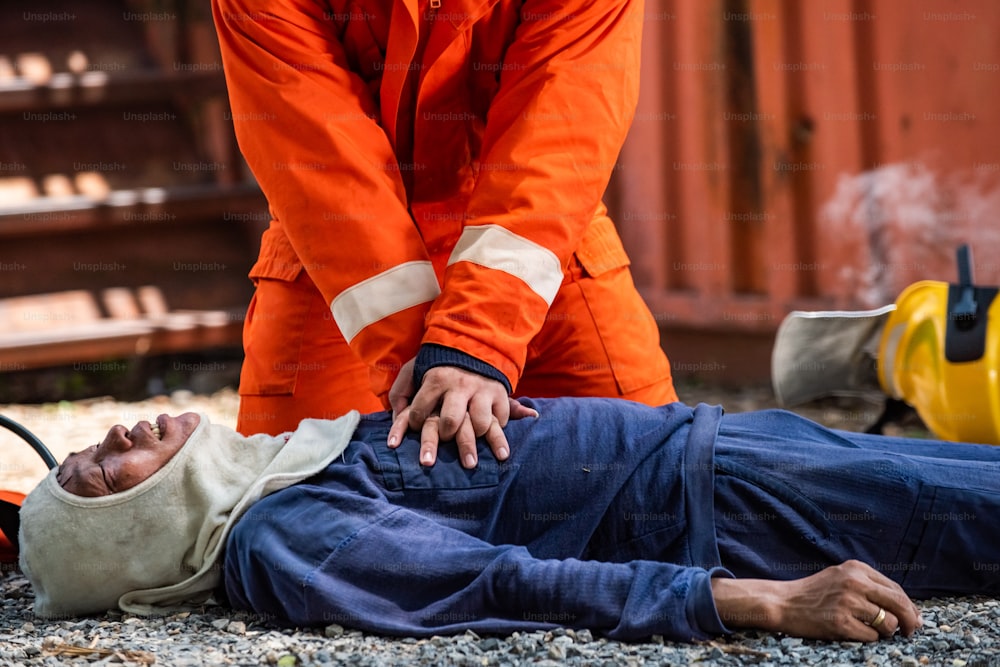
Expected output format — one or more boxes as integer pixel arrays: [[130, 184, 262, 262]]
[[608, 0, 1000, 383]]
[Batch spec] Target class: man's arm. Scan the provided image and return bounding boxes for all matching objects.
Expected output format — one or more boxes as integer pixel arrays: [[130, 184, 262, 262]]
[[225, 491, 731, 642], [212, 0, 433, 399], [399, 0, 647, 460], [226, 484, 923, 641]]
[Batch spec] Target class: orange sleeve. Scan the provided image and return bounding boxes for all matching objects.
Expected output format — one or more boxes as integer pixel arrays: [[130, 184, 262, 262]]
[[423, 0, 644, 389], [212, 0, 434, 394]]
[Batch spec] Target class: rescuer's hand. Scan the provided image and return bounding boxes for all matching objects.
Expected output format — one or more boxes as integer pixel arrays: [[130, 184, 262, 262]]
[[388, 363, 537, 468]]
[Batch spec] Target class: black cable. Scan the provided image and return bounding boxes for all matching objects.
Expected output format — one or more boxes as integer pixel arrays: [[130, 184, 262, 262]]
[[0, 414, 58, 470]]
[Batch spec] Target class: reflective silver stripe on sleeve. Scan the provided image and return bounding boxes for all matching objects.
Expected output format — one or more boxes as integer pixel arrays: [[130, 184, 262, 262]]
[[331, 261, 440, 343], [447, 225, 562, 305]]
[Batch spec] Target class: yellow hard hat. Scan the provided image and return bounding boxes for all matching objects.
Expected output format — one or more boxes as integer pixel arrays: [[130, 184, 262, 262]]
[[877, 246, 1000, 444]]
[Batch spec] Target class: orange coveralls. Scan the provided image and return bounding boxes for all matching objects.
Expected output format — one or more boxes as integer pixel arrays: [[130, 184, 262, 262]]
[[213, 0, 676, 435]]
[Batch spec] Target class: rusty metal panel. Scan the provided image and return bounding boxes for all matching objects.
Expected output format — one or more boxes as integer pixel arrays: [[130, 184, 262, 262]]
[[610, 0, 1000, 347]]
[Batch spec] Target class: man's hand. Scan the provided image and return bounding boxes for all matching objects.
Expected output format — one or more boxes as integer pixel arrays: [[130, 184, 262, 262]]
[[387, 361, 537, 468], [712, 560, 922, 641]]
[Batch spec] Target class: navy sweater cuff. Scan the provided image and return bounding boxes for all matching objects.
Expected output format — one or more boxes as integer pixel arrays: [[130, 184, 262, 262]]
[[690, 567, 736, 637], [414, 344, 512, 393]]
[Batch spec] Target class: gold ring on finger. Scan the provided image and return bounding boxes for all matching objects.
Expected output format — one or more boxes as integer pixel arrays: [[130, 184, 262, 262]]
[[867, 607, 887, 629]]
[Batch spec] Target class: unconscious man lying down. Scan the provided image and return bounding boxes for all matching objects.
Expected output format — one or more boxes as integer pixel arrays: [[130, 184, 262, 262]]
[[19, 397, 1000, 643]]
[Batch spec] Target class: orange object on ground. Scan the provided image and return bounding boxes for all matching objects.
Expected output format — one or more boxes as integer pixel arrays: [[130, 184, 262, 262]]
[[0, 490, 25, 564], [213, 0, 676, 434]]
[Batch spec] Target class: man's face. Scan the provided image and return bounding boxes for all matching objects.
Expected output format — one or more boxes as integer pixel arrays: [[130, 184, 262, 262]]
[[56, 413, 200, 497]]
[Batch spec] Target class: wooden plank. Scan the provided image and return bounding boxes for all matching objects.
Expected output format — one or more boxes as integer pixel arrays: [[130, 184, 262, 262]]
[[0, 70, 227, 114], [0, 182, 266, 236], [0, 291, 102, 333], [0, 306, 245, 370]]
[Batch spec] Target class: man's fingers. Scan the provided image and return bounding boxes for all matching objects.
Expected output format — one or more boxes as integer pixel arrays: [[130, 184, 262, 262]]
[[866, 586, 921, 637], [484, 416, 509, 461], [455, 415, 478, 468], [419, 415, 441, 467], [491, 393, 511, 428], [469, 394, 496, 437], [508, 397, 539, 421], [388, 407, 410, 448], [388, 357, 416, 419], [389, 395, 410, 421], [856, 604, 898, 638], [407, 389, 442, 432], [860, 563, 922, 637], [437, 391, 471, 440]]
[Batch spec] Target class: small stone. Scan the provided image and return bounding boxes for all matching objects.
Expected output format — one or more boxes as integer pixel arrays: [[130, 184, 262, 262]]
[[900, 658, 920, 667], [21, 622, 34, 633], [211, 618, 230, 630], [324, 624, 345, 638], [547, 643, 566, 660], [479, 638, 500, 652], [227, 620, 247, 635], [575, 629, 594, 644]]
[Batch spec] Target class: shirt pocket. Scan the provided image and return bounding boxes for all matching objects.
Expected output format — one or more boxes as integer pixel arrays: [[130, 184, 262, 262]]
[[373, 436, 500, 491]]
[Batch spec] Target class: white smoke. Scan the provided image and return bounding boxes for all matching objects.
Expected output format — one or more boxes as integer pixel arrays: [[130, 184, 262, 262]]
[[819, 160, 1000, 309]]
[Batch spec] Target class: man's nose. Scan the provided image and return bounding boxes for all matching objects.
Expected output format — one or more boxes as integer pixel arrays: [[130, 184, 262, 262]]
[[106, 425, 134, 452]]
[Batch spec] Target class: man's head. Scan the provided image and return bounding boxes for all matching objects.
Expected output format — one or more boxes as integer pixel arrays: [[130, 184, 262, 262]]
[[56, 413, 200, 497], [18, 412, 231, 618], [18, 409, 360, 619]]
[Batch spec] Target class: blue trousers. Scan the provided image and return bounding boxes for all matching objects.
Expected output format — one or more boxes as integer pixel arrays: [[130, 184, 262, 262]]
[[713, 409, 1000, 597], [222, 398, 1000, 642]]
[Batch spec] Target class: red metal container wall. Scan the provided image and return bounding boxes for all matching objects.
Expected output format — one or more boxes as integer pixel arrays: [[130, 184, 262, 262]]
[[609, 0, 1000, 382]]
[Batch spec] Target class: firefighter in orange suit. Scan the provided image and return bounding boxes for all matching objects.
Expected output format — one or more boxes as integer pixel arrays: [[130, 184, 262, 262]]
[[212, 0, 677, 463]]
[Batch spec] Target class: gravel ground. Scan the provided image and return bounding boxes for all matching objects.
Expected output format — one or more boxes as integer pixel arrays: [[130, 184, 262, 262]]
[[0, 383, 997, 666]]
